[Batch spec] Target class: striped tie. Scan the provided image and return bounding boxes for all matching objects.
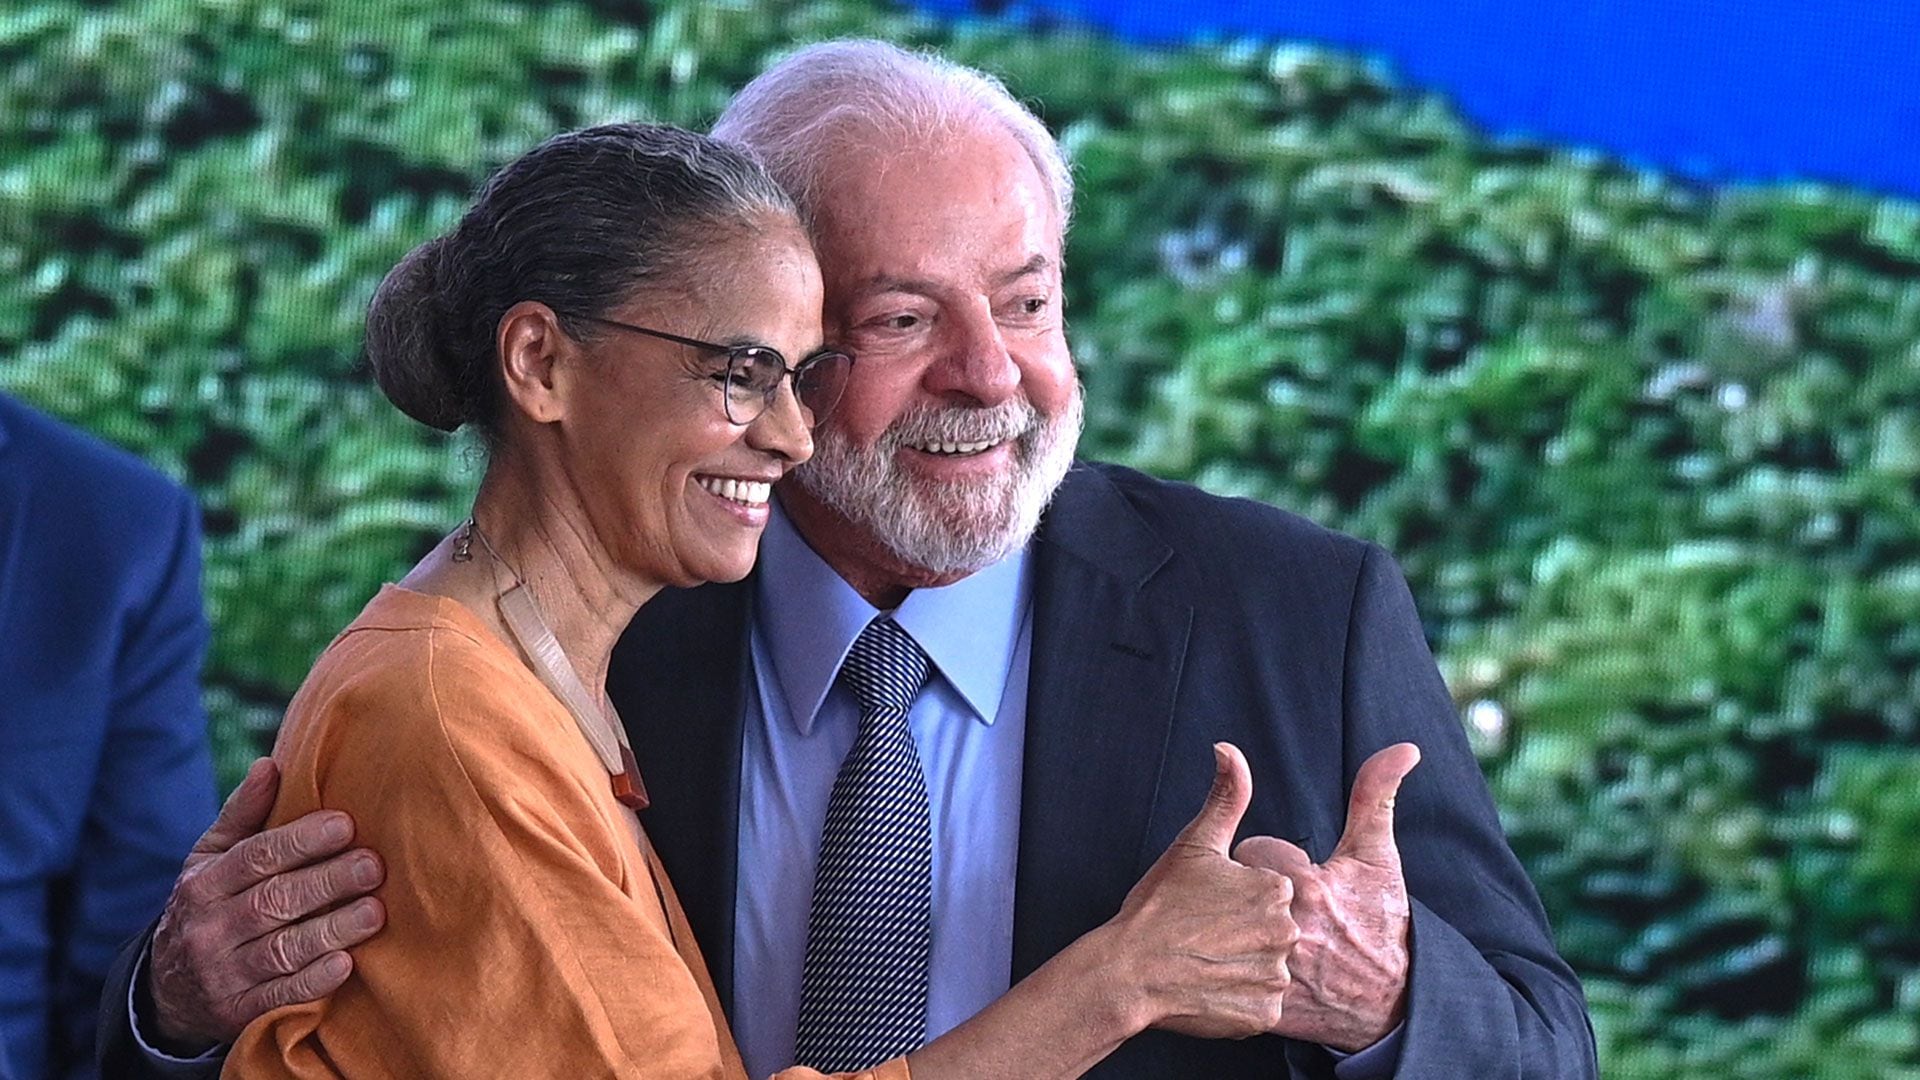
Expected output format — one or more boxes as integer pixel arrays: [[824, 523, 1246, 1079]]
[[793, 618, 934, 1072]]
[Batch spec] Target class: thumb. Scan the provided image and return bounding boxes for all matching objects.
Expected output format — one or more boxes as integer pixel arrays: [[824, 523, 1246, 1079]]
[[1173, 742, 1253, 855], [194, 757, 281, 856], [1331, 742, 1421, 867]]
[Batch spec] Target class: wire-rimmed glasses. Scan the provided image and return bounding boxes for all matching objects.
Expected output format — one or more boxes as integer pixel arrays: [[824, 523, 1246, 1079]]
[[578, 315, 853, 426]]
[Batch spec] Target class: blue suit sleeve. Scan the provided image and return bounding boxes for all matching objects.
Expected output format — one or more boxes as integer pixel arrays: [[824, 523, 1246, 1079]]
[[1341, 544, 1596, 1079], [1327, 1022, 1403, 1078], [96, 924, 226, 1080], [65, 488, 218, 1077]]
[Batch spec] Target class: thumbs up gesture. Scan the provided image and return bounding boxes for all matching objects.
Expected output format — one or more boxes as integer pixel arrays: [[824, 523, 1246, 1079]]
[[1100, 743, 1299, 1040], [1233, 743, 1421, 1052]]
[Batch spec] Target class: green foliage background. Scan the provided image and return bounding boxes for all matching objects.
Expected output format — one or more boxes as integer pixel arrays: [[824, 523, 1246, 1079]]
[[5, 1, 1918, 1074]]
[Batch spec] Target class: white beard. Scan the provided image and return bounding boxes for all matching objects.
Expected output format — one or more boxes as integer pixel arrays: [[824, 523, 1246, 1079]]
[[793, 383, 1085, 577]]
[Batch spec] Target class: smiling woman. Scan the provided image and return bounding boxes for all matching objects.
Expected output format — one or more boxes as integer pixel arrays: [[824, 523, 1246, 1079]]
[[216, 122, 864, 1077], [360, 126, 824, 591]]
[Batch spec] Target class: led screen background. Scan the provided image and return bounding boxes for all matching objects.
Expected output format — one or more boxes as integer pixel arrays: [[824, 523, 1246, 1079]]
[[3, 2, 1917, 1075]]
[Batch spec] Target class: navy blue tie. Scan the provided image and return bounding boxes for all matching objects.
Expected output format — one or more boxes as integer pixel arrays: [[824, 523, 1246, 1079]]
[[793, 618, 934, 1072]]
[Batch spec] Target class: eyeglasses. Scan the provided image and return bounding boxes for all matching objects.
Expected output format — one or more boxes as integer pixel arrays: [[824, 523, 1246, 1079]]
[[577, 315, 853, 427]]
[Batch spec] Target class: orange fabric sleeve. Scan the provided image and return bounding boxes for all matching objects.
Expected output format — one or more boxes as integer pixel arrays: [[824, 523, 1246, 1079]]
[[222, 594, 909, 1080]]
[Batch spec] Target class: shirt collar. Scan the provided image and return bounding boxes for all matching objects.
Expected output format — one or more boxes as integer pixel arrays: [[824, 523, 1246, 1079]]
[[755, 498, 1032, 736]]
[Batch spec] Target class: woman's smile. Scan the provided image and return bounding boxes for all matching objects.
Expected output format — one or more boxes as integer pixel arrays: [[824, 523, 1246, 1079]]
[[692, 472, 777, 527]]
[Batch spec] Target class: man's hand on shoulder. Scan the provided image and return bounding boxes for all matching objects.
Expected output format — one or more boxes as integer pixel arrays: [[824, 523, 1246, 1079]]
[[1233, 743, 1420, 1053], [145, 758, 387, 1053]]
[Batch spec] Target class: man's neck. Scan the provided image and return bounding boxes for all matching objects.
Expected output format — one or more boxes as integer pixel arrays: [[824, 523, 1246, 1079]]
[[776, 484, 974, 609]]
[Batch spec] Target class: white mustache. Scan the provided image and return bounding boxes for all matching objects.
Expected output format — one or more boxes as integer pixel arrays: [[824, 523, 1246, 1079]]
[[882, 401, 1037, 451]]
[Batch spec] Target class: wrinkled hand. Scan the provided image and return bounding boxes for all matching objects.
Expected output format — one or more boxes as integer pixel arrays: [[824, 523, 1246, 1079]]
[[147, 758, 386, 1052], [1233, 743, 1421, 1053], [1105, 743, 1299, 1040]]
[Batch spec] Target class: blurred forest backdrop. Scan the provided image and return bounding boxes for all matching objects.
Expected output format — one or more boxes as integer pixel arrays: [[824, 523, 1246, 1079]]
[[4, 1, 1919, 1075]]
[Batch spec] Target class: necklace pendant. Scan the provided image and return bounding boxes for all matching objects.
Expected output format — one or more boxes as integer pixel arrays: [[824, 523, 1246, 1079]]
[[612, 746, 650, 810], [452, 518, 475, 563]]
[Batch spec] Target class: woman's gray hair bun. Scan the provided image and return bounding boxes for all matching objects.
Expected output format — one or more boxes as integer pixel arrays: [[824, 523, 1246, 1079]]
[[364, 237, 467, 433], [362, 123, 797, 440]]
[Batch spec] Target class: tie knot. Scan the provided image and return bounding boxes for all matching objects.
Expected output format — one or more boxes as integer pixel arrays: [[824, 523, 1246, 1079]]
[[839, 619, 931, 719]]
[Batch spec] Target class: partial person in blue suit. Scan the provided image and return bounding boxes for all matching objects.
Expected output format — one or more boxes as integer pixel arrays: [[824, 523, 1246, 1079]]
[[0, 393, 218, 1079]]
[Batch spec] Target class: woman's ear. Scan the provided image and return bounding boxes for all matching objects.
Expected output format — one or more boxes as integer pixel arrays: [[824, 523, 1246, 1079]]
[[496, 300, 576, 425]]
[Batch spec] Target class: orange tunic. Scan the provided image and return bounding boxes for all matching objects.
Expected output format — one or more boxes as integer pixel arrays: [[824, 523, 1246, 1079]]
[[226, 586, 909, 1080]]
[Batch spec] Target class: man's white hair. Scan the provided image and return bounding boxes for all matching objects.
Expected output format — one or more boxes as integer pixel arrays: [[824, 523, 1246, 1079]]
[[711, 38, 1073, 229]]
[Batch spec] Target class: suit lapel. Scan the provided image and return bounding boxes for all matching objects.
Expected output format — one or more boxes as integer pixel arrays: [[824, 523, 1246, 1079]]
[[609, 576, 754, 1010], [1012, 465, 1194, 982], [608, 467, 1198, 1005]]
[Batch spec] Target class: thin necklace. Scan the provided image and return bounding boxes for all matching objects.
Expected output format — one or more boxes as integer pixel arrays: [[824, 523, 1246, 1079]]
[[457, 517, 649, 811]]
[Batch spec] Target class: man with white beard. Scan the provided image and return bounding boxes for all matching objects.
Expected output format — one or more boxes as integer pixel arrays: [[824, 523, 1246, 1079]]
[[102, 39, 1595, 1080], [796, 390, 1082, 583]]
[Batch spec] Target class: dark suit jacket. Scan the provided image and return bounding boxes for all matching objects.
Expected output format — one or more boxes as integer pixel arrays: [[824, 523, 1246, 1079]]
[[617, 462, 1595, 1078], [0, 394, 217, 1080], [98, 460, 1593, 1079]]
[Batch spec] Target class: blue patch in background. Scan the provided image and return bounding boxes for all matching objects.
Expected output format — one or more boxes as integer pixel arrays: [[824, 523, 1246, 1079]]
[[917, 0, 1920, 196]]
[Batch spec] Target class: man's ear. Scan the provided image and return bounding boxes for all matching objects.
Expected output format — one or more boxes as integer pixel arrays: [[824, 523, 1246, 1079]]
[[496, 300, 575, 425]]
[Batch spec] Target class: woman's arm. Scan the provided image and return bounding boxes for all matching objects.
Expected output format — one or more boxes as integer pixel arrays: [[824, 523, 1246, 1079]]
[[226, 623, 738, 1079]]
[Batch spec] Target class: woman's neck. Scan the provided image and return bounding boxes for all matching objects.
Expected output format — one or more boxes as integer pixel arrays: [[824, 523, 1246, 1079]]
[[418, 456, 661, 698]]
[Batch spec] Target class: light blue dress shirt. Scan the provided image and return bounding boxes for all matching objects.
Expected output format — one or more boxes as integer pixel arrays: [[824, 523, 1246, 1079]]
[[728, 504, 1401, 1079], [732, 505, 1032, 1079]]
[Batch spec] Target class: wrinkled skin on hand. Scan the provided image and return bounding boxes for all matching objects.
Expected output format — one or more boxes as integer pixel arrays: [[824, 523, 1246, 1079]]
[[147, 758, 386, 1052], [1233, 743, 1421, 1053]]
